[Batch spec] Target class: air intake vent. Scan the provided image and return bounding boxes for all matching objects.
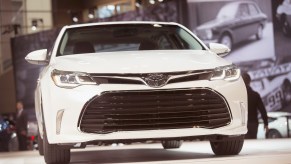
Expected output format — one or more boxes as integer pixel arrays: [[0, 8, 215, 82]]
[[78, 88, 231, 134]]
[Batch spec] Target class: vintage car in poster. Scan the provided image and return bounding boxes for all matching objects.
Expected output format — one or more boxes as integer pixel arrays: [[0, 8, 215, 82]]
[[195, 1, 267, 49]]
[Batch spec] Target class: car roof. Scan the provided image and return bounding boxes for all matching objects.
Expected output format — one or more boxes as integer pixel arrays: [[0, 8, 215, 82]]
[[65, 21, 180, 29], [224, 1, 257, 6]]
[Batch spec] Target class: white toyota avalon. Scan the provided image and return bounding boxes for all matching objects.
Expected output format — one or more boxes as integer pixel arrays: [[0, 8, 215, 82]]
[[25, 21, 247, 164]]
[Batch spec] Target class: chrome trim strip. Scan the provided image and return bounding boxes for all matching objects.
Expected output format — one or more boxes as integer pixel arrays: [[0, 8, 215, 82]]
[[90, 70, 213, 87], [56, 109, 65, 135], [167, 71, 212, 81], [90, 69, 213, 77], [240, 102, 247, 126]]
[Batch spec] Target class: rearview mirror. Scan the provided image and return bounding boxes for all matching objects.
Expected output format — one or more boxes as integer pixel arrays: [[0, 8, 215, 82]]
[[208, 43, 231, 57], [25, 49, 48, 65]]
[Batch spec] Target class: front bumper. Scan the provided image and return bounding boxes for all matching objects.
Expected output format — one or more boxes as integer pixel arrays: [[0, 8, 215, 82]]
[[41, 77, 247, 144]]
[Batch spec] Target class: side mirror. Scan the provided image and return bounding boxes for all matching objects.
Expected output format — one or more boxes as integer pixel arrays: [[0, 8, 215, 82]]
[[209, 43, 231, 57], [25, 49, 48, 65]]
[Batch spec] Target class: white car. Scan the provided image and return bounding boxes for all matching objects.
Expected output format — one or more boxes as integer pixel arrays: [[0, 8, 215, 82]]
[[25, 21, 247, 164], [277, 0, 291, 36], [258, 112, 291, 139]]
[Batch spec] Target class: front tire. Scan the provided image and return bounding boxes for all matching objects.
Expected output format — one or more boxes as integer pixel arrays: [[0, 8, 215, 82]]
[[210, 136, 244, 155], [219, 34, 232, 50], [38, 134, 44, 156], [161, 140, 183, 149], [256, 25, 263, 40], [43, 131, 70, 164], [266, 129, 282, 139]]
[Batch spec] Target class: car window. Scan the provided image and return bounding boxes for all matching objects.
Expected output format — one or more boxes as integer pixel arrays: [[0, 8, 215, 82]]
[[57, 24, 204, 56], [217, 3, 238, 19], [236, 4, 250, 18], [248, 4, 259, 16], [157, 35, 174, 49]]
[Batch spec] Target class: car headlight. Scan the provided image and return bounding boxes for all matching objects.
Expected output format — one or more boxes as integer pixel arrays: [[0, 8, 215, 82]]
[[211, 65, 240, 81], [205, 29, 213, 40], [51, 69, 96, 88]]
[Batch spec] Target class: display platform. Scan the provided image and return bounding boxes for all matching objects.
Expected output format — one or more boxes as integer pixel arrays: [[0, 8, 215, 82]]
[[0, 139, 290, 164]]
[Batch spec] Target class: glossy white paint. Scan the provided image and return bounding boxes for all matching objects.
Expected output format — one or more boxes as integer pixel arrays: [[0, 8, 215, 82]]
[[54, 50, 230, 73], [208, 43, 231, 57], [257, 112, 291, 139], [26, 21, 247, 145], [25, 49, 48, 65]]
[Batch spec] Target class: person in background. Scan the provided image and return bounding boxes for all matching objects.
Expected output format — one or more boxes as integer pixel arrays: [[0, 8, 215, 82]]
[[242, 73, 269, 139], [15, 101, 28, 150]]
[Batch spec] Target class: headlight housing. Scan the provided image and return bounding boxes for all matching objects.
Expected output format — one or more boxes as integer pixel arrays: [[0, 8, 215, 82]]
[[211, 65, 240, 81], [51, 69, 96, 88]]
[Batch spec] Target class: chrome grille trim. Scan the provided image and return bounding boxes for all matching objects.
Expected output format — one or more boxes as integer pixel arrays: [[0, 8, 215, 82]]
[[90, 70, 213, 86]]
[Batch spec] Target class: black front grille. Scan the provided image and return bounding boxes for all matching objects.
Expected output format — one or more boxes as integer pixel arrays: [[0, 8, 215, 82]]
[[92, 77, 144, 85], [79, 88, 231, 134]]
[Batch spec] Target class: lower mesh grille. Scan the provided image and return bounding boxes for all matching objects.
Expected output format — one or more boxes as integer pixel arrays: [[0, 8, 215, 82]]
[[78, 88, 231, 134]]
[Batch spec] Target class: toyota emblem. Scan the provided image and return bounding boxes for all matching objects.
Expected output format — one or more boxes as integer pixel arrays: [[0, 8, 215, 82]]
[[142, 74, 169, 88]]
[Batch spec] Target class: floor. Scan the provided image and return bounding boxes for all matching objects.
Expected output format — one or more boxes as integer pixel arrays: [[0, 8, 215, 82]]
[[0, 139, 291, 164]]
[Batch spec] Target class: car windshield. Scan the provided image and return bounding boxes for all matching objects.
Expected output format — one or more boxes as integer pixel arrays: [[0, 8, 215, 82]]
[[57, 24, 204, 56], [217, 3, 238, 19]]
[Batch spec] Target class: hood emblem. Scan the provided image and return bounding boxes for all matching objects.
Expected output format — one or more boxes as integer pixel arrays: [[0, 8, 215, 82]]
[[142, 73, 169, 88]]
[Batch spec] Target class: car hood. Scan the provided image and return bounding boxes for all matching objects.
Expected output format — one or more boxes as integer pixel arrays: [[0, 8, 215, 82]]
[[196, 18, 230, 30], [52, 50, 230, 73]]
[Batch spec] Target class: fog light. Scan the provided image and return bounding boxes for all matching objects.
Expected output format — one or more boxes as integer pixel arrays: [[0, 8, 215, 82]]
[[56, 109, 65, 135]]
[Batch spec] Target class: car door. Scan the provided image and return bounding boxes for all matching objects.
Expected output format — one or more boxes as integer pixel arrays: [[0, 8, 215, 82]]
[[247, 3, 263, 36], [232, 3, 252, 43]]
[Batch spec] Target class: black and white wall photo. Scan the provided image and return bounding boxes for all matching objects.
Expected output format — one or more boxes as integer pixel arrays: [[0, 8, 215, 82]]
[[187, 0, 275, 63], [186, 0, 291, 113], [242, 0, 291, 113], [272, 0, 291, 58]]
